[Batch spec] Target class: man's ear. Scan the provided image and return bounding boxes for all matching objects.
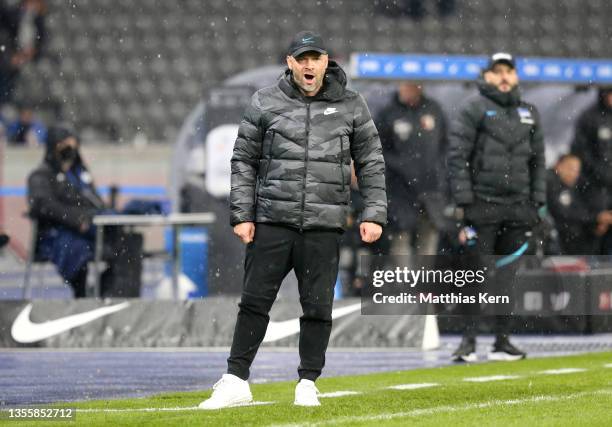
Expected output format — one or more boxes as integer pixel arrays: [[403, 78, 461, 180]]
[[322, 54, 329, 68], [286, 55, 294, 71]]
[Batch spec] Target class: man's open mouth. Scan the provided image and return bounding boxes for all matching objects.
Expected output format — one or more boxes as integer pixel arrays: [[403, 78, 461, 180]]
[[304, 73, 315, 84]]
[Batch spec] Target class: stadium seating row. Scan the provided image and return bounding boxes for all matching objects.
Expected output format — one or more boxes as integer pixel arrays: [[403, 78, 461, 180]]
[[15, 0, 611, 141]]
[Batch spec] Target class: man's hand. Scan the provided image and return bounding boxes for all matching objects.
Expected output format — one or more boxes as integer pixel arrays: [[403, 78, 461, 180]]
[[595, 222, 609, 237], [79, 221, 90, 234], [595, 211, 612, 237], [234, 222, 255, 244], [360, 222, 382, 243]]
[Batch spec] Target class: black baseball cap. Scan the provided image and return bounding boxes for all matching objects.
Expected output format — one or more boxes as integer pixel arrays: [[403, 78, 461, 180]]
[[486, 52, 516, 70], [287, 31, 327, 57]]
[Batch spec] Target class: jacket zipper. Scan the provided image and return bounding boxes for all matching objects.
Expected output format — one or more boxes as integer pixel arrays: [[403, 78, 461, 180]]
[[263, 130, 275, 184], [340, 136, 345, 192], [300, 103, 311, 232]]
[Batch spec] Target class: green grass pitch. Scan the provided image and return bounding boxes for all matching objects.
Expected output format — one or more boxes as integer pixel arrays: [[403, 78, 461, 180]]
[[4, 351, 612, 426]]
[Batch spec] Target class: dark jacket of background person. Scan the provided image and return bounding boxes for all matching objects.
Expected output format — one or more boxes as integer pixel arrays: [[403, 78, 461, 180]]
[[0, 0, 46, 104], [27, 127, 143, 297], [26, 126, 106, 292], [375, 92, 448, 231], [27, 127, 105, 235], [230, 61, 387, 231], [546, 168, 598, 255], [447, 79, 546, 208], [571, 88, 612, 211]]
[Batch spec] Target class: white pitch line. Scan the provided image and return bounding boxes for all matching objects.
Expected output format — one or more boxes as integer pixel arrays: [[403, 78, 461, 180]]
[[539, 368, 587, 375], [604, 363, 612, 368], [75, 401, 275, 413], [463, 375, 521, 383], [387, 383, 439, 390], [270, 389, 612, 427], [319, 391, 361, 398]]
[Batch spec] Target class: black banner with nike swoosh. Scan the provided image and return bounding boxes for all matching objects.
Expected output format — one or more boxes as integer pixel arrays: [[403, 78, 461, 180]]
[[0, 298, 432, 348], [2, 296, 608, 348]]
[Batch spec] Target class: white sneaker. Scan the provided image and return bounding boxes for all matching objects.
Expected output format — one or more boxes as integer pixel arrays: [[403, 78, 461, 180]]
[[294, 379, 320, 407], [199, 374, 253, 410]]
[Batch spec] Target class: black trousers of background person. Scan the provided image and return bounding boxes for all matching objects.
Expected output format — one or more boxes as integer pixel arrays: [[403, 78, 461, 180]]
[[227, 223, 341, 382], [462, 201, 538, 339]]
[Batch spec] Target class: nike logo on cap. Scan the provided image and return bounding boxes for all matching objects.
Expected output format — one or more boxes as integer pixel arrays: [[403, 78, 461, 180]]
[[263, 302, 361, 343], [11, 302, 130, 344]]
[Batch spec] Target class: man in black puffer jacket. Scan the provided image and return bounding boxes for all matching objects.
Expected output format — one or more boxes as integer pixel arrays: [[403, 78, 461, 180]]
[[571, 87, 612, 253], [448, 53, 546, 363], [201, 31, 386, 409], [375, 81, 448, 256]]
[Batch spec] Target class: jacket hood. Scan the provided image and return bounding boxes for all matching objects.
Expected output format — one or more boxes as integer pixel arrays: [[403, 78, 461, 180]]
[[477, 77, 521, 107], [279, 60, 347, 101], [44, 125, 84, 171]]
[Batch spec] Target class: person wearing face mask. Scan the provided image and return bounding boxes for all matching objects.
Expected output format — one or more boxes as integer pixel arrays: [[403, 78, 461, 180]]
[[26, 125, 144, 298], [447, 53, 546, 363]]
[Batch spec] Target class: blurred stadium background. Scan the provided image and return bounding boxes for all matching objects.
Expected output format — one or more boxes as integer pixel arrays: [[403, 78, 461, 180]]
[[1, 0, 612, 414], [7, 0, 612, 141]]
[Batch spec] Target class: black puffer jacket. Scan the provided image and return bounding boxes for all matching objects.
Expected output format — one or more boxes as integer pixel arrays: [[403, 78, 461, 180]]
[[230, 61, 387, 230], [447, 80, 546, 206], [546, 169, 597, 254], [571, 88, 612, 198], [375, 93, 448, 230], [27, 127, 105, 233]]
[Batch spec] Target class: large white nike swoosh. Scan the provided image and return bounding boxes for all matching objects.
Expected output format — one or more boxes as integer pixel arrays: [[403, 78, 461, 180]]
[[262, 302, 361, 343], [11, 302, 130, 344]]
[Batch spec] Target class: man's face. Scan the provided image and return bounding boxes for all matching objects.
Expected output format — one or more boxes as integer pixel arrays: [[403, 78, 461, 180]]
[[19, 108, 33, 123], [398, 82, 422, 106], [286, 51, 328, 97], [556, 156, 581, 187], [604, 92, 612, 109], [484, 63, 519, 93]]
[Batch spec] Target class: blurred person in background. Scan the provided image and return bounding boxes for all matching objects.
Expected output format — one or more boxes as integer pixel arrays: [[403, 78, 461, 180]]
[[376, 0, 456, 20], [0, 112, 7, 143], [27, 125, 142, 298], [546, 154, 612, 255], [571, 86, 612, 255], [7, 100, 46, 145], [448, 53, 546, 363], [0, 0, 46, 107], [375, 81, 448, 259], [0, 232, 9, 249], [338, 165, 371, 296]]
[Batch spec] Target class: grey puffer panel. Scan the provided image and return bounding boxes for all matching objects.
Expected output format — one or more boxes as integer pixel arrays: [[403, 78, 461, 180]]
[[230, 63, 387, 230]]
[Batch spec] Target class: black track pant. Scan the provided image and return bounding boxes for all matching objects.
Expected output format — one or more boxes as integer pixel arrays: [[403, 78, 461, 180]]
[[227, 224, 341, 381], [462, 201, 538, 340]]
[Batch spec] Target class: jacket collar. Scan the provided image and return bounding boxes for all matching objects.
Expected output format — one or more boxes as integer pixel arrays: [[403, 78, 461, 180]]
[[477, 78, 521, 107]]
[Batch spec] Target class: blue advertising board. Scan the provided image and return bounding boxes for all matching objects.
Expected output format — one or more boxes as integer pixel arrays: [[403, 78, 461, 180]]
[[350, 53, 612, 84]]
